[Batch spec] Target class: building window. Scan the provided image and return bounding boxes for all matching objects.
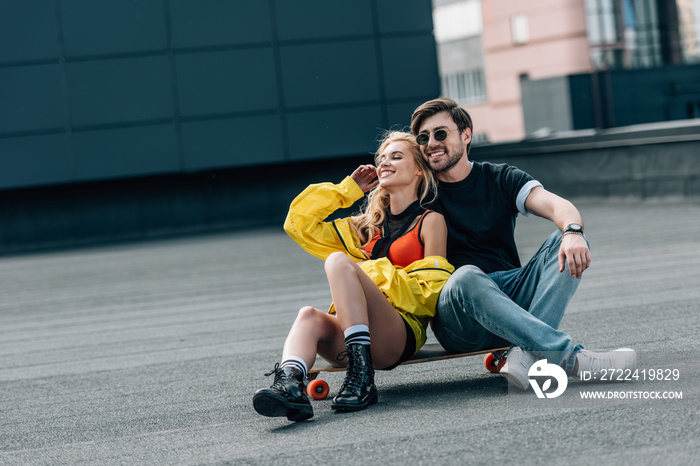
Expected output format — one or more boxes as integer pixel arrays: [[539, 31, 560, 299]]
[[678, 0, 700, 64], [584, 0, 700, 68], [432, 0, 487, 104], [584, 0, 660, 68], [441, 69, 487, 104]]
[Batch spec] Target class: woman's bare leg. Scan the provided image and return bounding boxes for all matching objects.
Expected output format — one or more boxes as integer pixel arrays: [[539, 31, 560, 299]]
[[324, 252, 408, 369], [282, 306, 346, 370], [255, 309, 341, 422]]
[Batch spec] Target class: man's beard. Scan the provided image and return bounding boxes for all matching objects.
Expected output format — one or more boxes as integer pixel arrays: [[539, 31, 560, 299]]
[[429, 141, 464, 173]]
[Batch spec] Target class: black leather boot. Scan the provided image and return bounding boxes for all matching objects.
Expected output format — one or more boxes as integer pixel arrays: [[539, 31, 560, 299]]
[[253, 363, 313, 421], [331, 344, 378, 412]]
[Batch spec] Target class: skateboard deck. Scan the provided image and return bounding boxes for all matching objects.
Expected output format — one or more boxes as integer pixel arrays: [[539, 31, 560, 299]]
[[305, 344, 509, 400]]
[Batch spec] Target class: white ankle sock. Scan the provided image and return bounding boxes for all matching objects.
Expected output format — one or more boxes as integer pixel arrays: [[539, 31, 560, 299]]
[[281, 356, 308, 379], [344, 324, 370, 345]]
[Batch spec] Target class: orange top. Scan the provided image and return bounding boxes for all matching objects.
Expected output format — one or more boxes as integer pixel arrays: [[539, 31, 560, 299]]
[[363, 211, 432, 268]]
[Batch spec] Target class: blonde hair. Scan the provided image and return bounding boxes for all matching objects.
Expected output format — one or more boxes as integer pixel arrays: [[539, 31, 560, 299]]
[[350, 131, 438, 249]]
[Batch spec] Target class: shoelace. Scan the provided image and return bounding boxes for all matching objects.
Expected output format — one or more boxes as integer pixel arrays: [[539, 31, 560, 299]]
[[580, 352, 616, 374], [503, 347, 530, 369], [264, 363, 286, 390], [338, 361, 364, 393], [513, 349, 537, 370], [337, 349, 369, 394]]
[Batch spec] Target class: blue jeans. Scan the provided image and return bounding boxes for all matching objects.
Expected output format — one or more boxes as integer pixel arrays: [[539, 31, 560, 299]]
[[431, 230, 583, 371]]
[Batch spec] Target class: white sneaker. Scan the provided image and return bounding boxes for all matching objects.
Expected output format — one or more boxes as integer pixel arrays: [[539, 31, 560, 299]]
[[574, 348, 637, 379], [500, 346, 538, 391]]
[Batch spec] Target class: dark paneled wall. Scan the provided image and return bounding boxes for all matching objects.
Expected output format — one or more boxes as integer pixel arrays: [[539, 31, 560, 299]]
[[0, 0, 439, 190], [521, 64, 700, 136], [569, 64, 700, 130]]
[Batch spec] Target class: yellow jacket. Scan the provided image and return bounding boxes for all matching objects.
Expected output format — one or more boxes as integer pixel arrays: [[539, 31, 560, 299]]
[[283, 176, 454, 352]]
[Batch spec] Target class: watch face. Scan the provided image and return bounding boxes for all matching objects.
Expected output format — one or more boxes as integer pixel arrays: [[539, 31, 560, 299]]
[[568, 224, 582, 232]]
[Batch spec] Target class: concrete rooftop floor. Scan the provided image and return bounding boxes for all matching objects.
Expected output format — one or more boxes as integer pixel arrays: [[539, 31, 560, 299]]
[[1, 198, 699, 465]]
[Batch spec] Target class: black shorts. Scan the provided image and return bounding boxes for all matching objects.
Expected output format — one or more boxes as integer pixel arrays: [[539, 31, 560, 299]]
[[382, 316, 417, 371]]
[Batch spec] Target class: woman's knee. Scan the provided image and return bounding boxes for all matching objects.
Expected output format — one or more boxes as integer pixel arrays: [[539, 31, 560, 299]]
[[295, 305, 326, 325], [292, 307, 341, 352], [324, 251, 355, 276]]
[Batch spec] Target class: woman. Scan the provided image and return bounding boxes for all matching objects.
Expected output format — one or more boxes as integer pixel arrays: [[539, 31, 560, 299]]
[[253, 131, 453, 421]]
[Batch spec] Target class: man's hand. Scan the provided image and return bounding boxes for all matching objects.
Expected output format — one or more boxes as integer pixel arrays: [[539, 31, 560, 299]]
[[558, 233, 591, 279], [351, 164, 379, 193]]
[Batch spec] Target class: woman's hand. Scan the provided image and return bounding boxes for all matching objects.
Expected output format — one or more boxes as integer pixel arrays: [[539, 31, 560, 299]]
[[351, 164, 379, 193]]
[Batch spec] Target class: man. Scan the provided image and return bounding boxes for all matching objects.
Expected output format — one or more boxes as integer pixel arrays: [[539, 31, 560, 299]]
[[410, 97, 636, 390]]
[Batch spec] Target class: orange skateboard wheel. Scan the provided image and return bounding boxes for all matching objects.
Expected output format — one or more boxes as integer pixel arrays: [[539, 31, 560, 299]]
[[307, 379, 330, 400], [484, 352, 506, 373]]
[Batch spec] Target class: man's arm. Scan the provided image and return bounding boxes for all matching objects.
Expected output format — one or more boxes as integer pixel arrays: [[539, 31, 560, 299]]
[[524, 186, 591, 279]]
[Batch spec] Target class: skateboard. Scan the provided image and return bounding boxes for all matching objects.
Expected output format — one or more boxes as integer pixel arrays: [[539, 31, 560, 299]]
[[305, 344, 509, 400]]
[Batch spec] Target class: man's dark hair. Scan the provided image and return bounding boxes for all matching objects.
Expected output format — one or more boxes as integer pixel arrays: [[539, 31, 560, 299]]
[[411, 97, 474, 155]]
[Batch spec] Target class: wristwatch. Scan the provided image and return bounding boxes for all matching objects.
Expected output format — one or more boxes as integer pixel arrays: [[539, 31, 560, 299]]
[[564, 223, 584, 235]]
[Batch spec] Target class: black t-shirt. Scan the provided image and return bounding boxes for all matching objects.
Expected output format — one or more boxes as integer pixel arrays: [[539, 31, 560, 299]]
[[431, 161, 536, 273]]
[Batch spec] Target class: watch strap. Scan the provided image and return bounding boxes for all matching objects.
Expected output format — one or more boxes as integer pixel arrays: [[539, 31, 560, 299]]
[[564, 223, 583, 234]]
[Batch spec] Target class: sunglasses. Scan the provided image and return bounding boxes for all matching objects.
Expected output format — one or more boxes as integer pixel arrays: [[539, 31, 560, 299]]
[[415, 128, 458, 146]]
